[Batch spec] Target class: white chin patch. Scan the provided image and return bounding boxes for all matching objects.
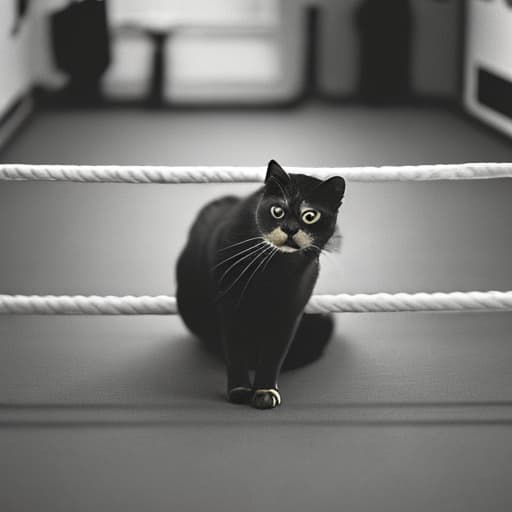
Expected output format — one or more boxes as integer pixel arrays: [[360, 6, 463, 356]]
[[276, 245, 299, 253]]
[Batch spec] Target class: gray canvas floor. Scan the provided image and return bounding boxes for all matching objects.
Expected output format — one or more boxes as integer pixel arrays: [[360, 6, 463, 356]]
[[1, 103, 512, 511]]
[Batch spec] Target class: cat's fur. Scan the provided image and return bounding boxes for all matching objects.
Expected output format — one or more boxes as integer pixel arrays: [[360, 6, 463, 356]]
[[176, 160, 345, 409]]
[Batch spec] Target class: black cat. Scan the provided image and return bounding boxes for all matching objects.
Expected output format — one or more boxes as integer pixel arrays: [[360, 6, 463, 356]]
[[176, 160, 345, 409]]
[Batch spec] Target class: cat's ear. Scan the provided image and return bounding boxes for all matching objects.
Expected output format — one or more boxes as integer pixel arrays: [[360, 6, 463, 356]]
[[309, 176, 346, 210], [264, 160, 290, 193]]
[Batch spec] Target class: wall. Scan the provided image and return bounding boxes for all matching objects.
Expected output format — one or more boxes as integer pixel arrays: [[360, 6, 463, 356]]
[[166, 0, 304, 103], [0, 2, 32, 116]]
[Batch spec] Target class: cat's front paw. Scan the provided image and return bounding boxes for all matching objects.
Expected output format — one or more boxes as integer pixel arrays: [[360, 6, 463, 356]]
[[251, 388, 281, 410], [228, 386, 253, 405]]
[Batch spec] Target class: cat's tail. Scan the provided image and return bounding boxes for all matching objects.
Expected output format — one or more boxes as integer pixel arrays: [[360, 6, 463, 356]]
[[282, 313, 335, 371]]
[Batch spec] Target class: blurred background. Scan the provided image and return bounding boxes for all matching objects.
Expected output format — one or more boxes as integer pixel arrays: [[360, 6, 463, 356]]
[[2, 3, 512, 511], [0, 0, 510, 128]]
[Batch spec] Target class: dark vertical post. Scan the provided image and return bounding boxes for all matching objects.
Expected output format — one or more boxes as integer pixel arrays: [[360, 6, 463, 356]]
[[11, 0, 30, 35], [355, 0, 413, 104], [50, 0, 111, 105], [146, 31, 169, 108], [457, 0, 468, 107]]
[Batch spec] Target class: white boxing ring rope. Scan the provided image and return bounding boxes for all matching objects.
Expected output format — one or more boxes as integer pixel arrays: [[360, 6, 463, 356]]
[[2, 162, 512, 183], [1, 292, 512, 315], [1, 162, 511, 315]]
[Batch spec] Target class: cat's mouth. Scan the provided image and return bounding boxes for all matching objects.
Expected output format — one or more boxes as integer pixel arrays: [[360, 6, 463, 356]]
[[283, 238, 301, 250], [263, 238, 300, 253], [276, 242, 300, 253]]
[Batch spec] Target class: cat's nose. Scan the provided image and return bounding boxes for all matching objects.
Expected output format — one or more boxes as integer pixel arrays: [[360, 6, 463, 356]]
[[282, 223, 299, 236]]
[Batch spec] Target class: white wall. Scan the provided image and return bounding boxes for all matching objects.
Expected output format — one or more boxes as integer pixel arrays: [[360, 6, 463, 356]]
[[0, 0, 69, 118], [167, 0, 304, 102], [0, 2, 32, 116]]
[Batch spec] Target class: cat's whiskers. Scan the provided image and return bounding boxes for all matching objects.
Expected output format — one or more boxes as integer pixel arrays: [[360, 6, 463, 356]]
[[215, 244, 271, 302], [217, 242, 269, 285], [213, 240, 266, 271], [261, 246, 279, 273], [237, 246, 278, 307], [218, 236, 264, 252]]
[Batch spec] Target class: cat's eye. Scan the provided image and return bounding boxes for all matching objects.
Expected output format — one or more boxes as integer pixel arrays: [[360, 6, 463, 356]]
[[301, 209, 321, 225], [270, 205, 285, 219]]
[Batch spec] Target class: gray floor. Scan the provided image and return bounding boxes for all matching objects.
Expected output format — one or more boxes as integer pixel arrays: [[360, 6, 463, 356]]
[[1, 103, 512, 511]]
